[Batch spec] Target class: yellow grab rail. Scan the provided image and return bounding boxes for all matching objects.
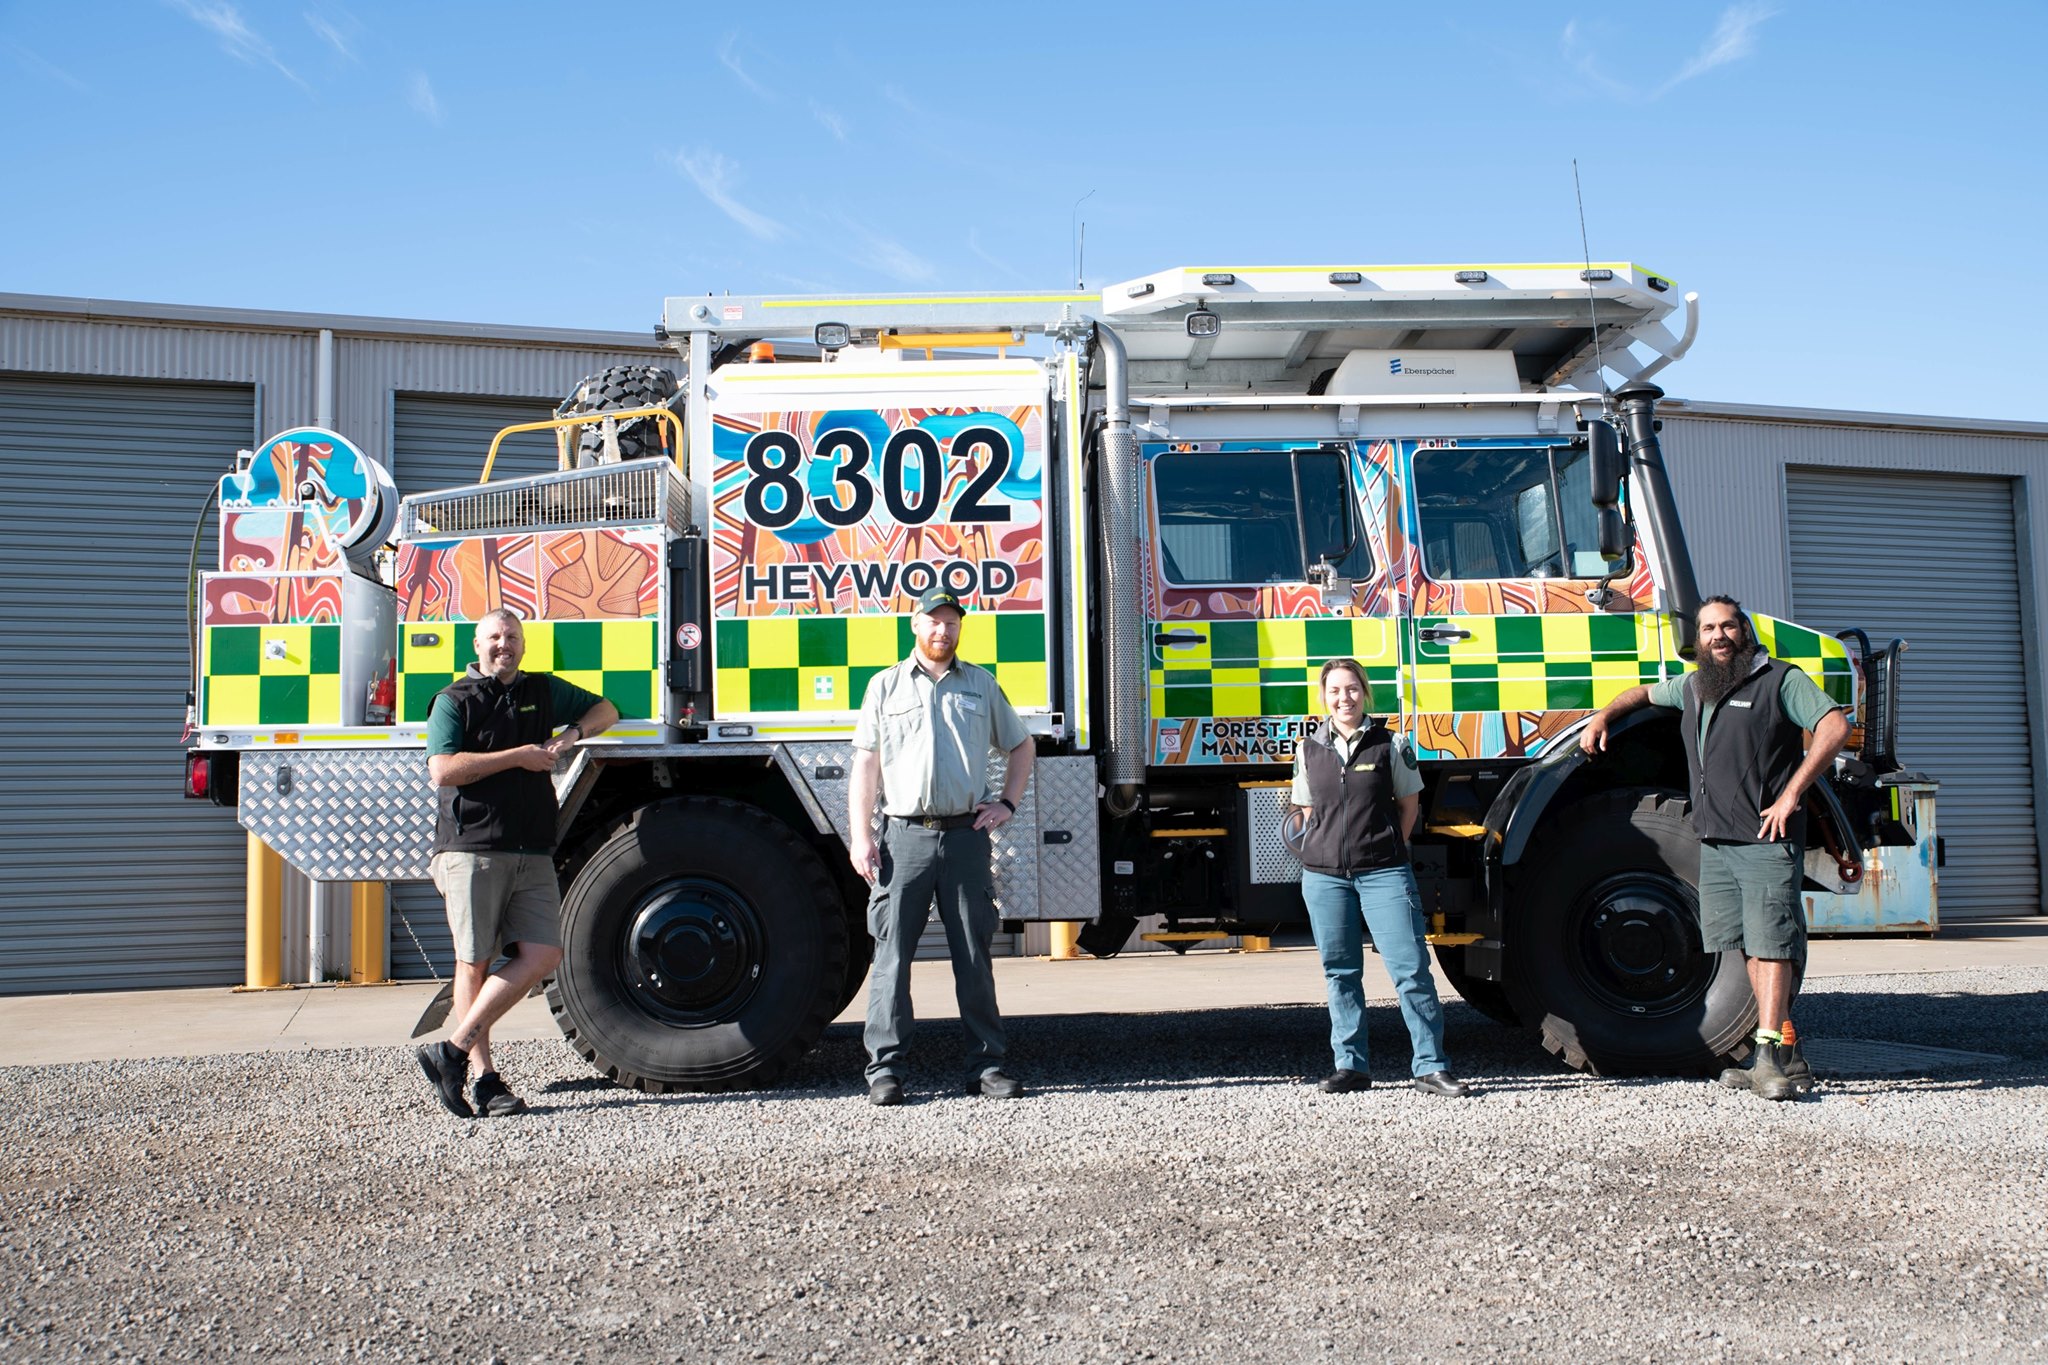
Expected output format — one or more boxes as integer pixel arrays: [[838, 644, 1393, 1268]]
[[481, 405, 685, 483]]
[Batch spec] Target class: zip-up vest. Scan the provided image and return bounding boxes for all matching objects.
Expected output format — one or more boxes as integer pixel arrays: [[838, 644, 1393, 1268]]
[[1295, 722, 1409, 876], [1679, 656, 1805, 844], [432, 670, 558, 854]]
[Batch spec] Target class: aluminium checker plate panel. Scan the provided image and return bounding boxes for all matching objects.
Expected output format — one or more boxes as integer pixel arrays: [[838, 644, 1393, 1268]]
[[1245, 785, 1305, 885], [782, 742, 1101, 921], [237, 748, 437, 882]]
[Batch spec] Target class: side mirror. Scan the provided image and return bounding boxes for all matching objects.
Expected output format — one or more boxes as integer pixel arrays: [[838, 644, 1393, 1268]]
[[1597, 507, 1629, 562], [1585, 419, 1625, 509]]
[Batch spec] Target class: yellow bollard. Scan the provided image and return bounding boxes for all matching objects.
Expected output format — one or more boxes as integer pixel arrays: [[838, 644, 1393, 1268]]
[[348, 883, 387, 985], [1241, 934, 1273, 953], [236, 833, 288, 991], [1050, 921, 1081, 960]]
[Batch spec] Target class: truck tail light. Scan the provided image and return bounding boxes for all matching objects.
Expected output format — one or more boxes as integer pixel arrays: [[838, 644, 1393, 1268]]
[[185, 750, 238, 806], [186, 754, 212, 799]]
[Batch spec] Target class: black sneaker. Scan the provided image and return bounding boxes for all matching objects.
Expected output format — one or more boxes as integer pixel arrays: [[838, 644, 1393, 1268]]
[[416, 1040, 473, 1118], [472, 1071, 527, 1117], [867, 1076, 904, 1107], [1318, 1069, 1371, 1093]]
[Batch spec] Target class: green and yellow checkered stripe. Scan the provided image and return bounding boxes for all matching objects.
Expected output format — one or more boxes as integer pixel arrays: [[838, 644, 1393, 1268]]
[[1410, 612, 1673, 714], [203, 624, 342, 726], [714, 612, 1050, 716], [398, 618, 661, 723], [1752, 613, 1856, 705], [1151, 617, 1401, 719]]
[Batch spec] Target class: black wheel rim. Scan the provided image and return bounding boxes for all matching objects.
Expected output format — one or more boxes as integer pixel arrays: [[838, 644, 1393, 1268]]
[[618, 876, 765, 1027], [1565, 870, 1718, 1019]]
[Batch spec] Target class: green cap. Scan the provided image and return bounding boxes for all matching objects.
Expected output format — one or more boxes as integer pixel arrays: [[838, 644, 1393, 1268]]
[[913, 588, 968, 616]]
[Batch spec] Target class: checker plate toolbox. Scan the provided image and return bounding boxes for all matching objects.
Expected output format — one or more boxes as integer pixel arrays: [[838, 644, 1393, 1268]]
[[188, 261, 1940, 1090]]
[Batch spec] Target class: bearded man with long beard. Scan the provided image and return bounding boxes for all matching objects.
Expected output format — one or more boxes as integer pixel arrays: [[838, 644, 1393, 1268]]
[[1580, 596, 1850, 1100]]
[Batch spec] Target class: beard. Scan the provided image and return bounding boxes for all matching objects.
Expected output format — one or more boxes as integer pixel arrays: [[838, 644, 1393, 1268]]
[[1696, 640, 1759, 706]]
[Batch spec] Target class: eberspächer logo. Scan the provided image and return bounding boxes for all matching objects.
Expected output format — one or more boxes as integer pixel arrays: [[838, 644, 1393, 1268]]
[[1388, 357, 1403, 375]]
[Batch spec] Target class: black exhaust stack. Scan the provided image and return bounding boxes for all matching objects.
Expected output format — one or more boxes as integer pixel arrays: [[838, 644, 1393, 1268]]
[[1612, 381, 1703, 656]]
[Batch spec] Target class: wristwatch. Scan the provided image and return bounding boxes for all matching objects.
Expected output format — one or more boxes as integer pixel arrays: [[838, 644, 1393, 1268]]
[[562, 723, 583, 742], [996, 797, 1016, 814]]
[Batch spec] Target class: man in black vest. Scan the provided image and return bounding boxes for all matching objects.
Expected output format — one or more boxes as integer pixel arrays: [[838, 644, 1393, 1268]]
[[414, 608, 616, 1118], [1581, 596, 1848, 1100]]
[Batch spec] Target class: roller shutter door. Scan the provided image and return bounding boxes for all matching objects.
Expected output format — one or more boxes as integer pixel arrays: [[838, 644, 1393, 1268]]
[[385, 394, 564, 978], [0, 376, 257, 991], [1786, 469, 2039, 920]]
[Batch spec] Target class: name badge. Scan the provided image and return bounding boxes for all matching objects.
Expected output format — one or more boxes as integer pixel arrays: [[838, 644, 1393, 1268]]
[[518, 704, 537, 713], [1353, 762, 1376, 771], [1727, 700, 1753, 709], [956, 695, 983, 714]]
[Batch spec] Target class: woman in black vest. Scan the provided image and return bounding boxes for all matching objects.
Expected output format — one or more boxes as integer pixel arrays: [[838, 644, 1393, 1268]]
[[1288, 658, 1470, 1097]]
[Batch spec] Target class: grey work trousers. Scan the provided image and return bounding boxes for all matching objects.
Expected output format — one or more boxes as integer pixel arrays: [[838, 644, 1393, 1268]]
[[863, 820, 1007, 1084]]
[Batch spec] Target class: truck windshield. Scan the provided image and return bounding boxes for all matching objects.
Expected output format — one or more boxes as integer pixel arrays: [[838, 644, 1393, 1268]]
[[1153, 450, 1373, 586], [1412, 444, 1629, 582]]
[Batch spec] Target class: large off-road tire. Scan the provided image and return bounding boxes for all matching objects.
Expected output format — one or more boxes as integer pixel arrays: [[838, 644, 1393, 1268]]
[[1505, 789, 1755, 1076], [558, 364, 679, 462], [1432, 945, 1521, 1027], [546, 796, 848, 1092]]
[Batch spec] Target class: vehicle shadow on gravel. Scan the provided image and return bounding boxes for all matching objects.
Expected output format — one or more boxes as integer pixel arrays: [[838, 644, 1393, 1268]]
[[522, 979, 2048, 1106]]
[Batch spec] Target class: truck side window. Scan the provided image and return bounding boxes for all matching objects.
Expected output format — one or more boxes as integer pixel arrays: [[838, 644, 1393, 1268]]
[[1154, 451, 1373, 586], [1413, 445, 1631, 581]]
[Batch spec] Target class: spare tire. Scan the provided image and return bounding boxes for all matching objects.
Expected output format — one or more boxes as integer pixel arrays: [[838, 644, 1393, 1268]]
[[558, 364, 680, 462]]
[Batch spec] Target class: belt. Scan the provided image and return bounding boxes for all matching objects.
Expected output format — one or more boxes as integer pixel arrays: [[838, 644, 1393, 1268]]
[[890, 813, 978, 831]]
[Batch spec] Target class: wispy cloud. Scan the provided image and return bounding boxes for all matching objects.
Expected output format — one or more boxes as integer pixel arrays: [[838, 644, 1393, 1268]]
[[407, 71, 442, 123], [838, 218, 938, 285], [880, 83, 921, 115], [1660, 3, 1775, 92], [675, 149, 788, 241], [718, 34, 773, 100], [966, 229, 1025, 283], [810, 100, 848, 143], [1561, 4, 1773, 102], [304, 10, 356, 60], [3, 40, 90, 93], [167, 0, 308, 91]]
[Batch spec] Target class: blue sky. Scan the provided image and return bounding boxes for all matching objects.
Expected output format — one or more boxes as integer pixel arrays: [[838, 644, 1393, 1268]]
[[4, 3, 2045, 421]]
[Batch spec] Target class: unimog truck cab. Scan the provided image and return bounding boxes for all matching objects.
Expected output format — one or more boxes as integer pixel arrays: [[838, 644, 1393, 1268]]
[[191, 262, 1939, 1089]]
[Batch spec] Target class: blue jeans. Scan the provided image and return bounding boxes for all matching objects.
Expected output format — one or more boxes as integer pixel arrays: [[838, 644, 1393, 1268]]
[[1300, 866, 1449, 1078]]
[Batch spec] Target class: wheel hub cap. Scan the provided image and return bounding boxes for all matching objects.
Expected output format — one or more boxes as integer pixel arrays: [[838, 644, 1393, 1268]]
[[622, 877, 764, 1024]]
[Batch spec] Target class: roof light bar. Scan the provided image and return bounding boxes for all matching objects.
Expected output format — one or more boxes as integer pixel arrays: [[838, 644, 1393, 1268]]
[[1127, 282, 1156, 298], [1328, 271, 1363, 284], [1646, 276, 1671, 292], [1454, 270, 1489, 284], [1200, 272, 1236, 287], [1580, 268, 1616, 283]]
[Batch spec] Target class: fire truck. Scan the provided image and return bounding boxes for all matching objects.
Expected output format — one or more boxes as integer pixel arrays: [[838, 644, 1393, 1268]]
[[187, 262, 1938, 1088]]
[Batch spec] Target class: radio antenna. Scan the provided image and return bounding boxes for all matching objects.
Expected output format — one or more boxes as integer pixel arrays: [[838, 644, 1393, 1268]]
[[1071, 189, 1095, 288], [1572, 159, 1606, 396]]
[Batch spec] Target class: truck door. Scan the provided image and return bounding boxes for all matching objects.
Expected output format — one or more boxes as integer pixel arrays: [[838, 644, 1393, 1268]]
[[1145, 441, 1399, 767], [1398, 436, 1663, 761]]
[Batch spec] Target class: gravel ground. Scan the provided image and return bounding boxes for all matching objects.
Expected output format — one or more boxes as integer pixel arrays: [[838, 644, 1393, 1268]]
[[3, 966, 2045, 1364]]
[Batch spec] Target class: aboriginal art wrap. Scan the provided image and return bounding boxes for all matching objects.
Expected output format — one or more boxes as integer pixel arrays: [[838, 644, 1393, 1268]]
[[708, 401, 1053, 722]]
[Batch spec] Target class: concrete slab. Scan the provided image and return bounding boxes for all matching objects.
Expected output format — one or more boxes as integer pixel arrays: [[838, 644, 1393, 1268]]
[[1, 918, 2040, 1068]]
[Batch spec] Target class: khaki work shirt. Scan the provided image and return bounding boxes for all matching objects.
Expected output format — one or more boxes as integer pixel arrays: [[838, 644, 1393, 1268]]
[[853, 654, 1028, 818]]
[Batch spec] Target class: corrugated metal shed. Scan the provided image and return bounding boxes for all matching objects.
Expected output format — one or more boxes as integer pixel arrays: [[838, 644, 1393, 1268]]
[[1661, 401, 2048, 917], [0, 294, 667, 993]]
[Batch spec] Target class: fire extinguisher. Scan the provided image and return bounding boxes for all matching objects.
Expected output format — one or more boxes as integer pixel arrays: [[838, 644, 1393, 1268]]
[[366, 660, 396, 725]]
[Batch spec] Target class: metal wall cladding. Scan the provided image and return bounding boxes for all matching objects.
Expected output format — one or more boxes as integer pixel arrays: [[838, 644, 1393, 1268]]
[[1661, 406, 2048, 920], [1787, 469, 2038, 920], [0, 375, 258, 991]]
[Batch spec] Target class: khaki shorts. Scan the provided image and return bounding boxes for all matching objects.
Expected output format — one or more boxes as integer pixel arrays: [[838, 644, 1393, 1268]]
[[429, 851, 562, 964], [1698, 839, 1807, 966]]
